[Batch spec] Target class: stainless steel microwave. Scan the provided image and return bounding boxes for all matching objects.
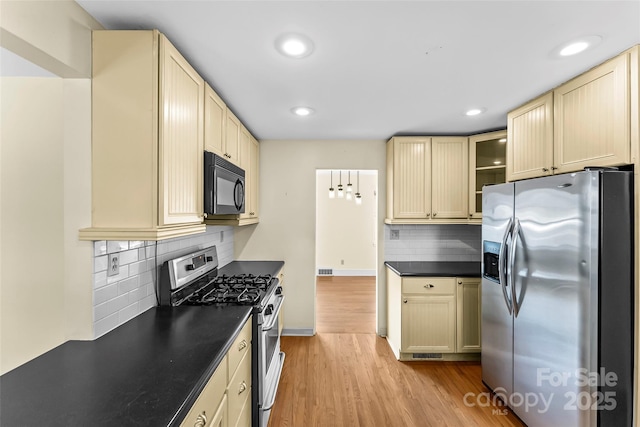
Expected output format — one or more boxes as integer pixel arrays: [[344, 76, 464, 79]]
[[204, 151, 245, 216]]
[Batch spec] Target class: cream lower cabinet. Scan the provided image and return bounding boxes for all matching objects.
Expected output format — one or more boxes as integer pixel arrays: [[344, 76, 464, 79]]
[[181, 316, 252, 427], [386, 136, 468, 224], [80, 30, 205, 241], [386, 268, 480, 361]]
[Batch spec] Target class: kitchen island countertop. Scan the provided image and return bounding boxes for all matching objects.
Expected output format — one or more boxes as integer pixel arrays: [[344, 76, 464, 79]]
[[385, 261, 481, 277]]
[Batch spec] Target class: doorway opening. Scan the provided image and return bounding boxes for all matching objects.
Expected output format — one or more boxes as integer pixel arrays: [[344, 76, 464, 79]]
[[314, 170, 378, 334]]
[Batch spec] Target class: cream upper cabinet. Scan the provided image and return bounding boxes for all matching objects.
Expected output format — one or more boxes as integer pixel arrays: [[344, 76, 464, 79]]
[[225, 109, 242, 166], [468, 130, 507, 220], [507, 92, 554, 182], [80, 30, 205, 241], [553, 52, 630, 173], [387, 137, 431, 219], [386, 136, 469, 224], [456, 277, 481, 353], [507, 45, 637, 182], [431, 137, 468, 219], [247, 136, 260, 220], [204, 83, 227, 157]]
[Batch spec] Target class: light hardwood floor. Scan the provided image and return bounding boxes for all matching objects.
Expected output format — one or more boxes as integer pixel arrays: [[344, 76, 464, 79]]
[[267, 276, 525, 427]]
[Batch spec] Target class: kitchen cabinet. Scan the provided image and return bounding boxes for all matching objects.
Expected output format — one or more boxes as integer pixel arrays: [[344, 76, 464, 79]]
[[385, 136, 468, 224], [507, 92, 554, 181], [507, 45, 637, 181], [204, 83, 227, 158], [80, 30, 205, 241], [225, 109, 242, 166], [468, 130, 507, 221], [181, 316, 252, 427], [386, 268, 481, 360], [456, 277, 481, 353]]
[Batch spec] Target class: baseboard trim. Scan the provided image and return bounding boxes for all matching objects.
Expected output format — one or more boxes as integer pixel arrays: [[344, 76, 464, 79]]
[[331, 269, 375, 276], [281, 328, 314, 336]]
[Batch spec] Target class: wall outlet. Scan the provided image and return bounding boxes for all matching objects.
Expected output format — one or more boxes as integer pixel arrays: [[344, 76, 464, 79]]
[[108, 254, 119, 277], [390, 229, 400, 240]]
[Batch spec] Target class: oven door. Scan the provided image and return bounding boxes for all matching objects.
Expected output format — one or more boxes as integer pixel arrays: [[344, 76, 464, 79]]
[[259, 293, 285, 427]]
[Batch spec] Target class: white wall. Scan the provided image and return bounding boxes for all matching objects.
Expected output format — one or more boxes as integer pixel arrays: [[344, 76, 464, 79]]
[[0, 1, 101, 374], [234, 139, 387, 335], [316, 170, 377, 275]]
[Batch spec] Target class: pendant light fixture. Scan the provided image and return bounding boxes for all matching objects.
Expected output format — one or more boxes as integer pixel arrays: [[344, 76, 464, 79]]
[[355, 171, 362, 205], [346, 171, 353, 200], [337, 171, 344, 198], [328, 170, 335, 198]]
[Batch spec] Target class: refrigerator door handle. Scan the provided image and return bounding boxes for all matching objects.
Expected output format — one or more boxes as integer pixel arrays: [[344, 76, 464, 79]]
[[510, 217, 522, 317], [499, 217, 513, 314]]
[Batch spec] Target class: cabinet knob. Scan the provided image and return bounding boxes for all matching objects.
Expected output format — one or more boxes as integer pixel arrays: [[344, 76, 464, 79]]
[[542, 167, 549, 172], [433, 212, 437, 217], [238, 339, 247, 351], [403, 299, 408, 304], [551, 166, 558, 170], [239, 381, 247, 395], [424, 284, 434, 289], [458, 280, 462, 285], [426, 213, 431, 217], [194, 411, 207, 427]]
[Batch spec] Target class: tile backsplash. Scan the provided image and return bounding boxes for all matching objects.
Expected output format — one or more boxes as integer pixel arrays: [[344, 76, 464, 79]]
[[92, 226, 234, 338], [384, 224, 481, 262]]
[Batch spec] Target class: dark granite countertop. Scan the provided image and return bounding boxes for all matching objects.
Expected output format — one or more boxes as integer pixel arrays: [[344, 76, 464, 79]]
[[0, 260, 285, 427], [385, 261, 481, 277]]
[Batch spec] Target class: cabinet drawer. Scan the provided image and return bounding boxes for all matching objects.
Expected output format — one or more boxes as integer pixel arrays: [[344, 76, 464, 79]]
[[402, 277, 456, 295], [228, 316, 252, 381], [227, 349, 252, 425], [179, 355, 228, 427]]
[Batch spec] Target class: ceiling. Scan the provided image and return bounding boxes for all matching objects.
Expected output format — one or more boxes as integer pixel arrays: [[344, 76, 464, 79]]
[[76, 0, 640, 140]]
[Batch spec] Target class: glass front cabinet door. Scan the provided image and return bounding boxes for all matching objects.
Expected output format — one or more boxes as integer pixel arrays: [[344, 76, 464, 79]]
[[468, 130, 507, 220]]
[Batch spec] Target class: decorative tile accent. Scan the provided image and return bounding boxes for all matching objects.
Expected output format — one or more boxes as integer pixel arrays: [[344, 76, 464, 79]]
[[384, 224, 481, 262], [91, 225, 235, 338]]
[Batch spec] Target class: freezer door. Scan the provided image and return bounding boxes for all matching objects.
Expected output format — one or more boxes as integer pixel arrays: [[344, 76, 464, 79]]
[[512, 172, 598, 427], [481, 183, 514, 397]]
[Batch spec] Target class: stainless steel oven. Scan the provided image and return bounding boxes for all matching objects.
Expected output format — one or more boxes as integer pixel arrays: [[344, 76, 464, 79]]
[[159, 246, 285, 427]]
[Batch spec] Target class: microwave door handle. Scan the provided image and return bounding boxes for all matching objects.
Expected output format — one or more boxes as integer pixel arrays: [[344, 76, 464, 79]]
[[234, 179, 244, 211]]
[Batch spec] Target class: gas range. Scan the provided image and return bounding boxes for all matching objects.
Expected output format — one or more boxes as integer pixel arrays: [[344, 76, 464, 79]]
[[158, 246, 285, 427]]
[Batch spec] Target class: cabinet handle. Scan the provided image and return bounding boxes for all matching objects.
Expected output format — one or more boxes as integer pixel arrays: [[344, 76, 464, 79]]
[[239, 381, 247, 395], [238, 339, 247, 351], [194, 411, 207, 427], [203, 213, 208, 219], [426, 213, 431, 217], [403, 299, 408, 304], [551, 166, 558, 170], [424, 284, 434, 289], [433, 212, 437, 217], [542, 167, 549, 172]]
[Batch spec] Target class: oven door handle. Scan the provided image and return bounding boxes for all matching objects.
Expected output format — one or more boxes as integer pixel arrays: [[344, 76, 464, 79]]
[[262, 294, 284, 332]]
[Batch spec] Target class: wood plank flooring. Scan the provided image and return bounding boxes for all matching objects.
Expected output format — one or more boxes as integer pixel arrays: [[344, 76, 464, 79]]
[[267, 276, 525, 427], [316, 276, 376, 334]]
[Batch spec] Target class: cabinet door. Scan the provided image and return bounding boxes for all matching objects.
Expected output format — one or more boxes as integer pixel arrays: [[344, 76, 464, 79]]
[[210, 394, 228, 427], [248, 136, 259, 218], [225, 110, 241, 166], [507, 92, 553, 181], [456, 278, 481, 353], [553, 53, 630, 173], [391, 137, 431, 219], [239, 127, 252, 220], [401, 295, 456, 353], [204, 83, 227, 157], [158, 34, 204, 226], [468, 130, 506, 220], [431, 137, 468, 218]]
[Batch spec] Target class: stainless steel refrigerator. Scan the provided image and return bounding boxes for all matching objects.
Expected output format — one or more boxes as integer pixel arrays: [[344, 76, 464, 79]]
[[481, 169, 633, 427]]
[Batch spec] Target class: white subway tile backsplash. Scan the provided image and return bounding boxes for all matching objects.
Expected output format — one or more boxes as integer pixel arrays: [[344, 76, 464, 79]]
[[384, 224, 481, 262], [91, 225, 234, 338]]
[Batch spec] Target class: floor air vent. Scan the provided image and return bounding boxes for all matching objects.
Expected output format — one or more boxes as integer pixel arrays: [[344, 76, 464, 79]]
[[413, 353, 443, 359], [318, 269, 333, 275]]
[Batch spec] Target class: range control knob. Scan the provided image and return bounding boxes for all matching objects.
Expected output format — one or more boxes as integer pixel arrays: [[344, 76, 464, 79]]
[[186, 264, 195, 271], [206, 256, 214, 262], [265, 304, 274, 315], [275, 287, 282, 295]]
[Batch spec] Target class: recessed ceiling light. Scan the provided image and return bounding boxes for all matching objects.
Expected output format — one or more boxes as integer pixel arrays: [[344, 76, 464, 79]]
[[553, 35, 602, 58], [465, 108, 485, 116], [275, 33, 314, 59], [291, 106, 314, 116]]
